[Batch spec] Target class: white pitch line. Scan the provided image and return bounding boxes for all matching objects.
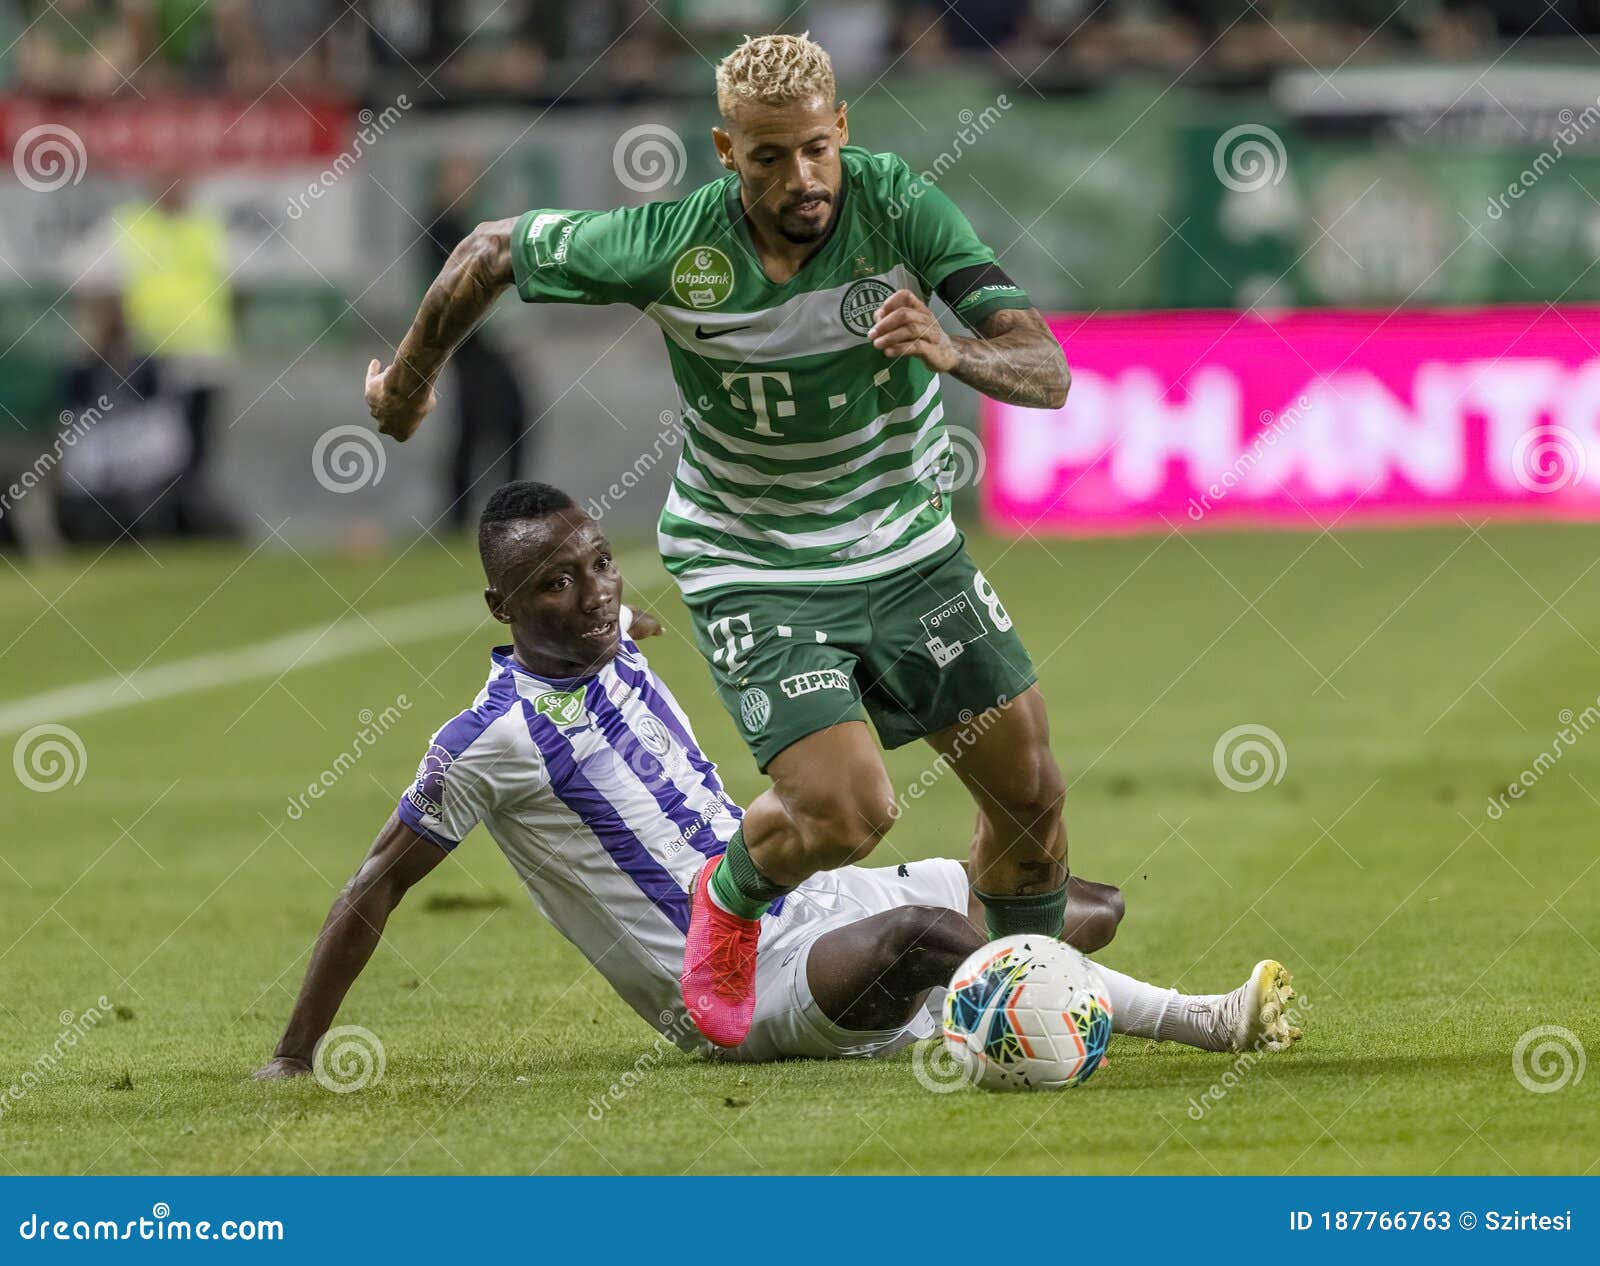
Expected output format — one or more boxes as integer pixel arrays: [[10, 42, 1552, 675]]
[[0, 593, 487, 737], [0, 547, 667, 736]]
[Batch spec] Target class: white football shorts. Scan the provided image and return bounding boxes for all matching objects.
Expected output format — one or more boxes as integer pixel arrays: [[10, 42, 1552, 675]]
[[703, 857, 970, 1064]]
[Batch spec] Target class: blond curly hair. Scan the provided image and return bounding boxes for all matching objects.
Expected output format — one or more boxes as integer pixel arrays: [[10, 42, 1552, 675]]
[[715, 32, 837, 118]]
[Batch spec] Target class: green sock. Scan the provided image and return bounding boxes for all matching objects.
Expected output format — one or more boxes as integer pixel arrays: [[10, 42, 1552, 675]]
[[708, 828, 790, 921], [975, 883, 1070, 940]]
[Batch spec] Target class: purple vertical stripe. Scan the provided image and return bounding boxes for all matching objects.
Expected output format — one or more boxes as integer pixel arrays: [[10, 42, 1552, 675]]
[[611, 656, 783, 917], [523, 699, 692, 934], [587, 681, 718, 851], [394, 668, 520, 849], [611, 656, 738, 817]]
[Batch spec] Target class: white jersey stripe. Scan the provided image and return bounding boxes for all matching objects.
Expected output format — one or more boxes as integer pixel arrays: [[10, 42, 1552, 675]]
[[683, 374, 942, 461], [668, 516, 959, 595], [664, 442, 951, 555], [681, 404, 944, 497], [645, 266, 922, 364], [672, 406, 946, 521]]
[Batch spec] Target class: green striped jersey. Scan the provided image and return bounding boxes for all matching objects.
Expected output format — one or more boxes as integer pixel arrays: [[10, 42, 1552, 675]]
[[509, 146, 1030, 595]]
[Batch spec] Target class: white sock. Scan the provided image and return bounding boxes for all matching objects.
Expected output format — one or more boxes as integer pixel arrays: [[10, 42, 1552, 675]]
[[1094, 963, 1225, 1050]]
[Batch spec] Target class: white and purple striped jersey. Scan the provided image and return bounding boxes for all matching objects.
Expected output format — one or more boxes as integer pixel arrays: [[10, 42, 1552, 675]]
[[396, 629, 808, 1050]]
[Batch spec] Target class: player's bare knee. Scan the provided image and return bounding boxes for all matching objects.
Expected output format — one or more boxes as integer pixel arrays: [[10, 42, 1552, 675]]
[[1093, 885, 1125, 948], [1105, 884, 1125, 930], [875, 906, 977, 989], [1072, 883, 1124, 953]]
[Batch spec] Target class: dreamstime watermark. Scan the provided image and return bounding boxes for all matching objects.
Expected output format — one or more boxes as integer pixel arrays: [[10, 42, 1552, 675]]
[[0, 996, 114, 1120], [0, 396, 113, 521], [938, 429, 986, 496], [12, 123, 87, 192], [1187, 993, 1314, 1120], [1186, 394, 1311, 521], [612, 123, 687, 194], [1212, 724, 1287, 792], [1212, 124, 1288, 194], [584, 406, 692, 520], [1512, 1025, 1584, 1093], [284, 697, 413, 821], [1511, 425, 1588, 493], [911, 1036, 975, 1093], [12, 723, 87, 793], [312, 424, 386, 493], [17, 1205, 284, 1242], [897, 699, 1008, 816], [585, 1009, 699, 1120], [312, 1025, 385, 1093], [1486, 100, 1600, 221], [887, 98, 1012, 220], [1485, 697, 1600, 819], [286, 96, 411, 221]]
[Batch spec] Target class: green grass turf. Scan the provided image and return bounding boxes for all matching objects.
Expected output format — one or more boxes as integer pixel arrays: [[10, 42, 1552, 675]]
[[1, 522, 1596, 1175]]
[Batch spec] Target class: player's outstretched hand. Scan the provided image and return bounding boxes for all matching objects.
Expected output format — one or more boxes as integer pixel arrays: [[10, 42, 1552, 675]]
[[868, 289, 959, 373], [629, 609, 664, 639], [365, 357, 438, 442], [251, 1056, 313, 1081]]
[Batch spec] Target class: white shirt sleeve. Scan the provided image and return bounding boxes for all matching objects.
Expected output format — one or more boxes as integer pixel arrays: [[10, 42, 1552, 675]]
[[397, 707, 545, 849]]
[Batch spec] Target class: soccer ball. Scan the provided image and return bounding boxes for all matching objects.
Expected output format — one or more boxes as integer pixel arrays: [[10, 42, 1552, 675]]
[[941, 934, 1113, 1091]]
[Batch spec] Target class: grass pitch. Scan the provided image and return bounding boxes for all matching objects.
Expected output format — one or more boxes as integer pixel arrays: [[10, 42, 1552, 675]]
[[2, 522, 1596, 1175]]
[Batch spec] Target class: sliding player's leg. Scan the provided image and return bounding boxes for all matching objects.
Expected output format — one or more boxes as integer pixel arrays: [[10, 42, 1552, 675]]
[[801, 901, 1298, 1056], [681, 577, 912, 1046], [951, 879, 1298, 1053], [681, 721, 897, 1047], [737, 861, 1302, 1061], [1091, 957, 1303, 1054], [807, 904, 982, 1032]]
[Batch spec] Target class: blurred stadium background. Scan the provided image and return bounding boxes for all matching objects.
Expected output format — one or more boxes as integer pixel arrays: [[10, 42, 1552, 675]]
[[3, 2, 1599, 1175], [5, 0, 1600, 546]]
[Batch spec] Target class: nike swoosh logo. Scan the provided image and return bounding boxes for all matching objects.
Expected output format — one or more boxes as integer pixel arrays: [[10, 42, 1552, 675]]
[[694, 324, 753, 340]]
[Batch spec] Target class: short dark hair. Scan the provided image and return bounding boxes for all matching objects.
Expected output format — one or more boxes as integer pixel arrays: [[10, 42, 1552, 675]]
[[478, 481, 578, 583]]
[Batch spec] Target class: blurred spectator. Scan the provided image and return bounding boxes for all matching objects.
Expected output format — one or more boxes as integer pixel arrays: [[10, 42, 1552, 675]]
[[5, 0, 1599, 99], [0, 1, 24, 90], [360, 0, 550, 101], [215, 0, 359, 94], [1455, 0, 1600, 37], [805, 0, 896, 80], [0, 410, 64, 558], [110, 171, 240, 535], [123, 0, 227, 92], [55, 291, 193, 542], [1162, 0, 1491, 72], [357, 0, 455, 90], [425, 155, 535, 530], [894, 0, 1039, 64], [663, 0, 799, 49], [1038, 1, 1206, 76], [17, 0, 136, 96]]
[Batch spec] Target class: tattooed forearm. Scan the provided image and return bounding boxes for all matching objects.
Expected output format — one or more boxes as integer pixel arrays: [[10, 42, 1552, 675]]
[[949, 308, 1070, 409], [388, 217, 517, 400]]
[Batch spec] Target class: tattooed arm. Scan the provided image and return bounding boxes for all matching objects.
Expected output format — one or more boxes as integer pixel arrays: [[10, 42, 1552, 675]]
[[364, 217, 518, 442], [866, 290, 1069, 409]]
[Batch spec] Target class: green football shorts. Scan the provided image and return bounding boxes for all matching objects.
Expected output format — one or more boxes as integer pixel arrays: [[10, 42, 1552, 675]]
[[683, 537, 1038, 770]]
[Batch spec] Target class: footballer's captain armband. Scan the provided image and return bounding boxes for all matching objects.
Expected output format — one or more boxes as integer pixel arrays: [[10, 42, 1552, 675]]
[[935, 262, 1031, 328]]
